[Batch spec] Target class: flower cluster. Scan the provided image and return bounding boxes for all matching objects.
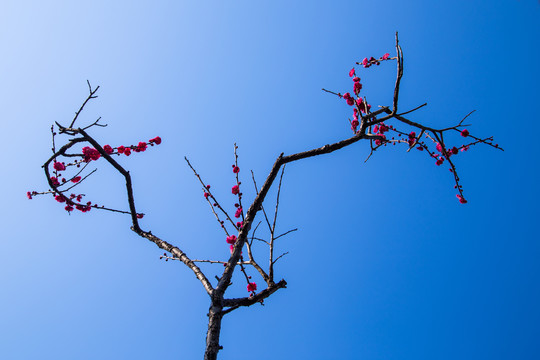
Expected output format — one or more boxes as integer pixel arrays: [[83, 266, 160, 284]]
[[82, 147, 101, 162], [360, 53, 391, 68], [336, 55, 500, 204], [30, 135, 162, 216]]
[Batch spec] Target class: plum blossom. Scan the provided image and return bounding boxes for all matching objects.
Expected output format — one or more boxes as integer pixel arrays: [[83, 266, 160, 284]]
[[53, 162, 66, 171], [149, 136, 162, 145], [103, 145, 114, 154]]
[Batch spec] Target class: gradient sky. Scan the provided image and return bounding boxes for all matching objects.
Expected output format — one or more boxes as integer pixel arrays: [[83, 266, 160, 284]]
[[1, 1, 539, 359]]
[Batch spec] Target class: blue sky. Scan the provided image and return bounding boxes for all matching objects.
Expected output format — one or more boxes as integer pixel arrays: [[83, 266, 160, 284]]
[[1, 1, 539, 359]]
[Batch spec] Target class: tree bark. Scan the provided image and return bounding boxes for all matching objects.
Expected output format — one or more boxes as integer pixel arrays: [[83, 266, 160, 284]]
[[204, 302, 224, 360]]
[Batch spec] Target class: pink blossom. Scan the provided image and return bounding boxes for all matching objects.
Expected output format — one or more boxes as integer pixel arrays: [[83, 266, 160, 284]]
[[26, 191, 33, 199], [436, 157, 444, 166], [103, 145, 114, 154], [382, 53, 390, 60], [351, 119, 359, 132], [71, 176, 81, 183], [456, 194, 467, 204], [461, 129, 469, 137], [348, 68, 355, 77], [149, 136, 162, 145], [353, 82, 362, 95], [53, 162, 66, 171], [234, 207, 242, 218], [204, 192, 210, 199], [362, 58, 369, 67], [232, 185, 240, 195], [353, 77, 360, 83], [236, 221, 243, 228], [357, 99, 371, 113], [436, 143, 443, 153], [247, 282, 257, 292], [226, 235, 237, 244], [343, 92, 354, 106], [232, 166, 240, 173]]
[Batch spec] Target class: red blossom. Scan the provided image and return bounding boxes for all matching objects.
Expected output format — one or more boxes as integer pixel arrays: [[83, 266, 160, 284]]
[[247, 282, 257, 292], [236, 221, 243, 228], [232, 185, 240, 195], [26, 191, 33, 199], [456, 194, 467, 204], [234, 207, 242, 218], [382, 53, 390, 60], [103, 145, 114, 154], [71, 176, 81, 183], [204, 192, 210, 199], [461, 129, 469, 137], [436, 143, 443, 153], [232, 166, 240, 173], [451, 146, 459, 155], [55, 195, 66, 203], [82, 146, 100, 162], [124, 147, 131, 156], [50, 176, 60, 186], [149, 136, 162, 145], [343, 92, 354, 106], [65, 205, 74, 212], [137, 213, 144, 219], [353, 81, 362, 95], [137, 142, 147, 152], [436, 157, 444, 166], [356, 98, 371, 113], [117, 145, 126, 154], [53, 162, 66, 171], [348, 68, 355, 77], [226, 235, 237, 244]]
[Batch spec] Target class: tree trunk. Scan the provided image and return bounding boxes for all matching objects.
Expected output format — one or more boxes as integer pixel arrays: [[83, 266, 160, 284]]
[[204, 303, 223, 360]]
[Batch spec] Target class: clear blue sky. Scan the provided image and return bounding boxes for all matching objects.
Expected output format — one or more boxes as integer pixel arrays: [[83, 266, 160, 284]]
[[1, 1, 539, 359]]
